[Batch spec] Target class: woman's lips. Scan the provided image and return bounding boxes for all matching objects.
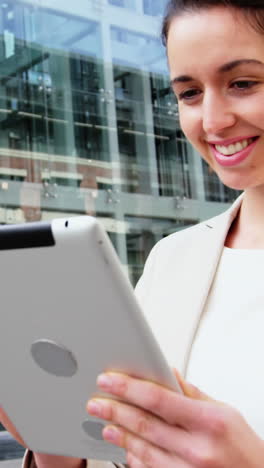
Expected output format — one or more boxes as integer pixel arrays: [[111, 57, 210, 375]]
[[210, 137, 259, 167]]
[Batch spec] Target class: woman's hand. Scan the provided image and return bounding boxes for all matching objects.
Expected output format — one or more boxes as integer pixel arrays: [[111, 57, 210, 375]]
[[0, 407, 27, 447], [87, 370, 264, 467]]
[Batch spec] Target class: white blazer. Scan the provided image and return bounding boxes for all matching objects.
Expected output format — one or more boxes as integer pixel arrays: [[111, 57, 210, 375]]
[[135, 194, 243, 377], [22, 195, 243, 468]]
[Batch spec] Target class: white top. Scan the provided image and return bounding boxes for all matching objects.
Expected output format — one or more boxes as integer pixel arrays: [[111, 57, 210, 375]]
[[186, 247, 264, 438]]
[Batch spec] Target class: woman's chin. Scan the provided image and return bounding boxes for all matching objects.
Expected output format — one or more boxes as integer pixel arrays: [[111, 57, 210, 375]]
[[216, 171, 255, 192], [221, 180, 246, 191]]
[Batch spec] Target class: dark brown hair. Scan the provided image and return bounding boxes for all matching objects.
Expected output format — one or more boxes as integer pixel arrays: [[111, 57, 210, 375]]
[[162, 0, 264, 45]]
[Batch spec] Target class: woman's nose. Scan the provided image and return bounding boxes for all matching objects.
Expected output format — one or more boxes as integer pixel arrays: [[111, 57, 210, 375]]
[[202, 93, 236, 135]]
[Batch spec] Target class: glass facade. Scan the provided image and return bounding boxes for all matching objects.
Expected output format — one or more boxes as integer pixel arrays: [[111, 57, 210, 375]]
[[0, 0, 240, 459]]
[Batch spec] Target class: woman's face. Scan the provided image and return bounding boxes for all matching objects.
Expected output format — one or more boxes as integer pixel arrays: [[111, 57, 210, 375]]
[[167, 7, 264, 190]]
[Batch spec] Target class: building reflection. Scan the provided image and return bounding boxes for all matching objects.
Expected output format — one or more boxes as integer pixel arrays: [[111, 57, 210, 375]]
[[0, 0, 240, 287]]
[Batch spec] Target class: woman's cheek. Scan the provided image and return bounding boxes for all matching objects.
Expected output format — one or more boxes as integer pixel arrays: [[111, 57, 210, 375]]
[[180, 112, 212, 165]]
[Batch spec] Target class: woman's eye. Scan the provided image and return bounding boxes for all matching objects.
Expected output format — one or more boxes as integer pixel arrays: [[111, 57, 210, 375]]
[[232, 80, 258, 90], [178, 89, 201, 101]]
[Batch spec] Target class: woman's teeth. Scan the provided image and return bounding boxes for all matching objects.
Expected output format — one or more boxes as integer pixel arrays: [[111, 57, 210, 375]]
[[215, 138, 254, 156]]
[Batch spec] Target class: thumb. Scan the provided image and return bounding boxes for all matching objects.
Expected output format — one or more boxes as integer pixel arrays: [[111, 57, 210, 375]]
[[173, 368, 223, 405]]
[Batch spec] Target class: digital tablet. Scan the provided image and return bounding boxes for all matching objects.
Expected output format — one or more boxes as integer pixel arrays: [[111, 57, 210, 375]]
[[0, 216, 181, 463]]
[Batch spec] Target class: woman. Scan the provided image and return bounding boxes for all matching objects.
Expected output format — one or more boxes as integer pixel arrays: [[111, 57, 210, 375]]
[[3, 0, 264, 466]]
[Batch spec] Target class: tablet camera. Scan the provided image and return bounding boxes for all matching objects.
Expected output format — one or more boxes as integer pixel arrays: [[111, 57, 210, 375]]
[[30, 339, 78, 377]]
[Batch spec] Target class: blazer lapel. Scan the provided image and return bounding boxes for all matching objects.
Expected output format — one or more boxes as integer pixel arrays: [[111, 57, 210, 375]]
[[180, 195, 243, 376]]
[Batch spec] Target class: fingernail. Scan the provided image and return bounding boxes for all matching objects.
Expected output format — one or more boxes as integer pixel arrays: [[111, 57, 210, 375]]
[[97, 374, 112, 390], [103, 426, 121, 443], [87, 400, 102, 416]]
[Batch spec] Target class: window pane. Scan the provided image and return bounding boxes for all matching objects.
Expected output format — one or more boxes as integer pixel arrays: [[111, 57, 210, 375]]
[[143, 0, 167, 16], [109, 0, 135, 9]]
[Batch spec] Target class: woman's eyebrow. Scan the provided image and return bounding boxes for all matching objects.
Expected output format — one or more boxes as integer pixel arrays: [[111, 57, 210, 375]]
[[170, 59, 264, 87], [219, 58, 264, 72], [170, 75, 193, 86]]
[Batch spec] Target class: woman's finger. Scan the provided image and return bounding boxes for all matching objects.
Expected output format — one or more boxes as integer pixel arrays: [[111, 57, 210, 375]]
[[173, 369, 224, 405], [87, 397, 193, 455], [126, 452, 147, 468], [95, 372, 218, 429], [103, 425, 192, 468]]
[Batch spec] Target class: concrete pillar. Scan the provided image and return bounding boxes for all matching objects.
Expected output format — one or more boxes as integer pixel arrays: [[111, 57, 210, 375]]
[[135, 0, 144, 14], [100, 19, 128, 268]]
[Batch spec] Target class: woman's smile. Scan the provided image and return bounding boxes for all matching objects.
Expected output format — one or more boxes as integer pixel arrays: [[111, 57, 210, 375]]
[[208, 136, 258, 155], [209, 136, 260, 167]]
